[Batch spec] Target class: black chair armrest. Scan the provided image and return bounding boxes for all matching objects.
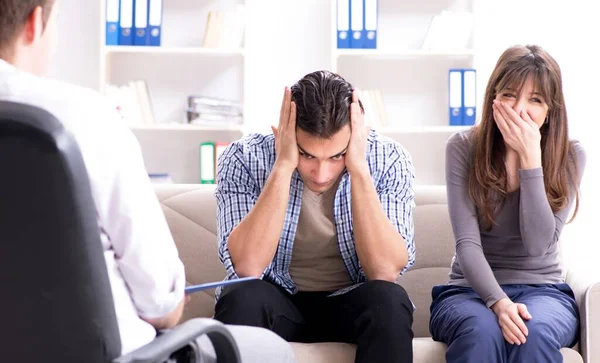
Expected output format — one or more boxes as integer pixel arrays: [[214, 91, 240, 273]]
[[113, 318, 241, 363]]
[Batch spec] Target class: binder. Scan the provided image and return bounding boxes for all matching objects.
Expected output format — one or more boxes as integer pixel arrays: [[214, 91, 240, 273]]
[[363, 0, 377, 49], [349, 0, 364, 48], [448, 69, 463, 126], [200, 142, 215, 184], [185, 277, 257, 295], [119, 0, 134, 45], [148, 0, 163, 46], [463, 69, 477, 125], [134, 0, 149, 46], [336, 0, 350, 49], [105, 0, 120, 46]]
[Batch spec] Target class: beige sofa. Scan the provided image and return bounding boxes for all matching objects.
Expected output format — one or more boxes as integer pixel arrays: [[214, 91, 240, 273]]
[[155, 184, 600, 363]]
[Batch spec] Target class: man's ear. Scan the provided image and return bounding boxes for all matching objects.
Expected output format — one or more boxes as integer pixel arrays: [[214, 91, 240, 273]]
[[22, 6, 45, 46], [271, 126, 278, 141]]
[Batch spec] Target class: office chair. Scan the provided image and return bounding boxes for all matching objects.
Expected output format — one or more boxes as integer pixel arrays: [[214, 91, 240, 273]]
[[0, 100, 240, 363]]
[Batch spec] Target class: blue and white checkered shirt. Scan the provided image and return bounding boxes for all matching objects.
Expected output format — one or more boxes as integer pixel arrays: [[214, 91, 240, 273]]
[[215, 130, 415, 299]]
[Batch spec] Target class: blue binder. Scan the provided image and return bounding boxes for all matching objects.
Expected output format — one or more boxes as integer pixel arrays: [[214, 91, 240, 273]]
[[105, 0, 120, 46], [337, 0, 350, 49], [448, 69, 464, 126], [463, 69, 477, 125], [118, 0, 134, 45], [350, 0, 364, 48], [363, 0, 377, 49], [148, 0, 163, 46], [134, 0, 149, 46]]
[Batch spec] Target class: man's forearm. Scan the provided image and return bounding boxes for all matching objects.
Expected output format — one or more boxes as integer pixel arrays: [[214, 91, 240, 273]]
[[351, 169, 408, 282], [228, 164, 294, 277]]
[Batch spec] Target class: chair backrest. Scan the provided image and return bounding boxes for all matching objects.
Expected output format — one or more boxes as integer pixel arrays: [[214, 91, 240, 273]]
[[0, 101, 121, 362]]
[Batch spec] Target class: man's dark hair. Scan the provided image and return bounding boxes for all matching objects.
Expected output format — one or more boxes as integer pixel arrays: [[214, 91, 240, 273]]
[[0, 0, 55, 51], [291, 70, 363, 139]]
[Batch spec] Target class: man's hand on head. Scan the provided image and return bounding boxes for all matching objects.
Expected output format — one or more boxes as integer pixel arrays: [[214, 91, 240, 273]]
[[272, 87, 299, 175], [345, 90, 370, 176]]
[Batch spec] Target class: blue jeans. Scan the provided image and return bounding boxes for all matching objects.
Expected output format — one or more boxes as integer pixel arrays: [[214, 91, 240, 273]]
[[429, 284, 579, 363]]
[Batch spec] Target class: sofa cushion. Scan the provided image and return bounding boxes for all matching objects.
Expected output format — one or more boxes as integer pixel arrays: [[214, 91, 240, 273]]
[[290, 338, 448, 363], [155, 184, 225, 321], [289, 339, 582, 363], [397, 203, 456, 337]]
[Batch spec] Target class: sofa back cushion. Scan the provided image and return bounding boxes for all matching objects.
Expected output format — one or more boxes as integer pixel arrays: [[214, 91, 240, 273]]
[[155, 184, 454, 337]]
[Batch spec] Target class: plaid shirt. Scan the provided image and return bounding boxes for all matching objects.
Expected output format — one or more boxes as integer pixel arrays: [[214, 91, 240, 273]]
[[215, 130, 416, 298]]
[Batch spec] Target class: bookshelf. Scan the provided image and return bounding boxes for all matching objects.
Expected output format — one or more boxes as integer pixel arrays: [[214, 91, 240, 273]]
[[129, 123, 244, 132], [99, 0, 247, 183], [380, 125, 471, 134], [103, 46, 245, 56], [96, 0, 480, 185], [330, 0, 479, 185], [99, 0, 246, 127], [334, 49, 476, 58]]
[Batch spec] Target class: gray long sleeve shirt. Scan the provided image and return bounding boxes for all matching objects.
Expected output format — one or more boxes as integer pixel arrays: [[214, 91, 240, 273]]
[[446, 130, 586, 307]]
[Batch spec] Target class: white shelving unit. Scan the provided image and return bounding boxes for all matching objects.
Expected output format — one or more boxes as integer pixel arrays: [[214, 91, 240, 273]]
[[129, 123, 244, 132], [380, 125, 471, 134], [103, 46, 245, 56], [96, 0, 479, 185], [334, 49, 476, 58], [99, 0, 246, 183], [330, 0, 479, 184]]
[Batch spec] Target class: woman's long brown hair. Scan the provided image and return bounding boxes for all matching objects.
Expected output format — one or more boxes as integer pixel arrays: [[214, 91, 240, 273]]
[[469, 45, 580, 230]]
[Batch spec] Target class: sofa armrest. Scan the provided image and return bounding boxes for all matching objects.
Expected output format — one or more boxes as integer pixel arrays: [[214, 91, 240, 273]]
[[566, 271, 600, 363], [113, 318, 241, 363]]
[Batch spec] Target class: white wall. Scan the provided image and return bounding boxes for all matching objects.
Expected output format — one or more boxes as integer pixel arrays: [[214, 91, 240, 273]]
[[244, 0, 332, 133], [50, 0, 599, 277], [49, 0, 100, 90]]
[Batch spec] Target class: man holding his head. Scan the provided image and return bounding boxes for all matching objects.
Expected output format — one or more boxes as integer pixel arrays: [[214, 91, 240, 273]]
[[215, 70, 416, 363]]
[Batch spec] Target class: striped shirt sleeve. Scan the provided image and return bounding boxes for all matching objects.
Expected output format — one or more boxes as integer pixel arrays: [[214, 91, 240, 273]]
[[377, 146, 416, 275], [214, 143, 259, 279]]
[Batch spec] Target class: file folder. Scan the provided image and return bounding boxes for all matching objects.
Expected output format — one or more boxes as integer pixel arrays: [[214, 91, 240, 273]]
[[185, 277, 257, 295], [148, 0, 163, 46], [463, 69, 477, 125], [363, 0, 377, 49], [350, 0, 364, 48], [200, 142, 215, 184], [337, 0, 350, 49], [119, 0, 134, 45], [134, 0, 149, 46], [449, 69, 463, 126], [105, 0, 120, 46]]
